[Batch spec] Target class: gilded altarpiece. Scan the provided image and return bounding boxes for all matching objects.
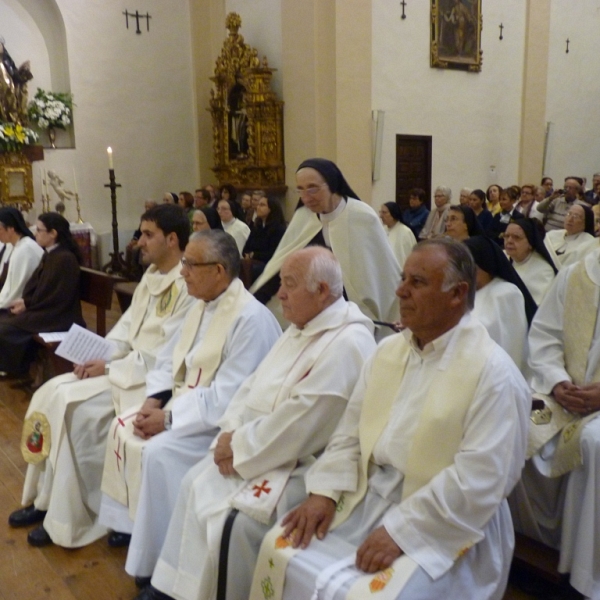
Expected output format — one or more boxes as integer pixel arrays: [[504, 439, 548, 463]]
[[209, 13, 285, 190]]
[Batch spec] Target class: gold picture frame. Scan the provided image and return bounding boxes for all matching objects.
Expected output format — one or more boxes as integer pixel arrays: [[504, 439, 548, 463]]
[[0, 152, 34, 208], [431, 0, 483, 72]]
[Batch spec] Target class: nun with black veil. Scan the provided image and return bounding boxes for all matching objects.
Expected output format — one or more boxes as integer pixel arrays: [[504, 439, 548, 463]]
[[464, 235, 537, 373], [249, 158, 400, 338]]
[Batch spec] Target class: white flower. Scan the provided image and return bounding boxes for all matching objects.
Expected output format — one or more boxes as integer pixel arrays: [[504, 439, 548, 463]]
[[38, 117, 49, 129]]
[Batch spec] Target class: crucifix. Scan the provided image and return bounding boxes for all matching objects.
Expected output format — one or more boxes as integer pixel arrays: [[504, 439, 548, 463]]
[[400, 0, 407, 19], [499, 23, 504, 40], [123, 10, 152, 34], [566, 38, 570, 54]]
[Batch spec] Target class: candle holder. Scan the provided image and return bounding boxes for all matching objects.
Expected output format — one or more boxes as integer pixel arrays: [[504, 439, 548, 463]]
[[102, 168, 127, 276], [74, 192, 84, 224]]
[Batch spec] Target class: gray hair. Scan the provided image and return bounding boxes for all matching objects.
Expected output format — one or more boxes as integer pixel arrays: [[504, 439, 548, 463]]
[[189, 229, 240, 279], [302, 248, 344, 299], [593, 172, 600, 179], [434, 186, 452, 202], [460, 187, 472, 196], [414, 238, 476, 309]]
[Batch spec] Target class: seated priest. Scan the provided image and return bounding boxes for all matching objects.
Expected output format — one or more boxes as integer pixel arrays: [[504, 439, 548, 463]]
[[250, 158, 400, 338], [98, 229, 281, 546], [249, 238, 530, 600], [511, 245, 600, 600], [129, 246, 377, 600], [10, 204, 196, 548]]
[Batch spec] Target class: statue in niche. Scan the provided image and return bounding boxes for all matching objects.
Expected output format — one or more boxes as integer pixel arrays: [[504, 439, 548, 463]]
[[0, 40, 33, 125], [228, 82, 249, 159]]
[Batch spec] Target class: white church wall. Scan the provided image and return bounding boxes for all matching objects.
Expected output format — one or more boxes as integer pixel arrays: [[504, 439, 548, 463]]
[[544, 0, 600, 186], [372, 1, 527, 209], [1, 0, 198, 235]]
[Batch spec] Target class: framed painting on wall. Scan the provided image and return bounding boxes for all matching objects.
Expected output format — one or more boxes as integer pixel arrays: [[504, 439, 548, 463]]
[[431, 0, 482, 72]]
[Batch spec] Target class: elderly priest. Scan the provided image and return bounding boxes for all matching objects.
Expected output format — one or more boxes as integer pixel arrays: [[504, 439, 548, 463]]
[[98, 229, 281, 544], [250, 238, 530, 600], [12, 204, 196, 548], [132, 246, 377, 600]]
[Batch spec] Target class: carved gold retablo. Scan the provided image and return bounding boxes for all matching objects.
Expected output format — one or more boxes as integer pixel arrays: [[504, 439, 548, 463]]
[[209, 13, 285, 190]]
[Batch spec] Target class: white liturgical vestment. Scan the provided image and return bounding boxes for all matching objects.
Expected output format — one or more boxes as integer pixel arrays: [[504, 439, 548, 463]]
[[384, 222, 416, 269], [0, 236, 43, 308], [251, 315, 529, 600], [511, 251, 556, 306], [144, 299, 376, 600], [19, 262, 194, 547]]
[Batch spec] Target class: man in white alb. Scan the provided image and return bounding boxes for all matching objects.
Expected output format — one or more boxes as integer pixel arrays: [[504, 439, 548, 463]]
[[12, 204, 196, 548], [250, 238, 529, 600], [98, 229, 281, 546], [132, 247, 377, 600]]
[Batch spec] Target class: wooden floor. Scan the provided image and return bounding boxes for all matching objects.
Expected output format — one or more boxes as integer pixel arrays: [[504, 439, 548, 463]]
[[0, 298, 582, 600]]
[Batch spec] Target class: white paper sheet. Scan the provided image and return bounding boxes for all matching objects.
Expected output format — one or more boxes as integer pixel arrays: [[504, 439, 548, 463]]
[[38, 332, 69, 343], [55, 324, 116, 364]]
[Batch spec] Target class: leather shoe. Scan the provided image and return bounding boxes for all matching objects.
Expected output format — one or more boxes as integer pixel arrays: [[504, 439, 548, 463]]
[[27, 525, 53, 547], [133, 584, 175, 600], [135, 576, 151, 589], [108, 531, 131, 547], [8, 505, 47, 528]]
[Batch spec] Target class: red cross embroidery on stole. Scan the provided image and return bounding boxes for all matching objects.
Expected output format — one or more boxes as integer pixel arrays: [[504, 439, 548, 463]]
[[252, 480, 272, 498]]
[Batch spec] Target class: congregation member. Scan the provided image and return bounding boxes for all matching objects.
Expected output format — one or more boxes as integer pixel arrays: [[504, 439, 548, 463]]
[[248, 190, 265, 224], [512, 245, 600, 600], [250, 158, 400, 337], [541, 176, 554, 196], [250, 238, 529, 600], [191, 207, 223, 233], [505, 218, 557, 305], [418, 186, 451, 239], [401, 188, 429, 238], [98, 230, 281, 546], [464, 235, 535, 372], [544, 204, 597, 269], [217, 198, 251, 255], [203, 184, 217, 207], [240, 191, 254, 225], [9, 204, 195, 548], [378, 202, 416, 268], [444, 205, 483, 242], [129, 247, 377, 600], [242, 196, 287, 283], [0, 212, 85, 377], [0, 206, 43, 309], [537, 177, 589, 231], [489, 186, 524, 246], [514, 184, 540, 218], [486, 184, 503, 216], [458, 187, 472, 206], [193, 188, 211, 209], [163, 192, 178, 204], [469, 188, 494, 234], [584, 172, 600, 205]]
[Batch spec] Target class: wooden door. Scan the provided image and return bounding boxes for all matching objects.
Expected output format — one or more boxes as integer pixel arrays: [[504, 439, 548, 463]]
[[395, 135, 432, 210]]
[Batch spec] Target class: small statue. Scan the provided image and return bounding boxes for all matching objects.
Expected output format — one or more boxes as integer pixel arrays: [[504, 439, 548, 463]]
[[0, 40, 33, 125], [47, 170, 76, 203]]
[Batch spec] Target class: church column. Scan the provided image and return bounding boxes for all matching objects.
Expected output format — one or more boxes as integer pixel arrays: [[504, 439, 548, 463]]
[[518, 0, 551, 183], [281, 0, 372, 206], [189, 0, 226, 186]]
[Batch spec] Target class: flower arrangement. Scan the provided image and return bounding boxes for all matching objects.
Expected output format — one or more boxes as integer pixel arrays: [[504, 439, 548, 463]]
[[28, 88, 74, 130], [0, 122, 39, 152]]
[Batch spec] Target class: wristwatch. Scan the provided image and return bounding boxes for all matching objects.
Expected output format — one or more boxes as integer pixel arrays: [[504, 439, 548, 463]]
[[163, 410, 173, 431]]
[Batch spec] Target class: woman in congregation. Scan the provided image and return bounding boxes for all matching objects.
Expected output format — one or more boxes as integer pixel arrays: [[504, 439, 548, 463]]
[[0, 212, 85, 377], [504, 218, 557, 305], [444, 205, 484, 242], [242, 196, 287, 284], [486, 184, 503, 216], [464, 235, 537, 373], [401, 187, 430, 238], [378, 201, 416, 268], [469, 188, 494, 235], [217, 197, 251, 255], [191, 206, 223, 232], [0, 207, 43, 310], [162, 192, 178, 204], [543, 203, 598, 269]]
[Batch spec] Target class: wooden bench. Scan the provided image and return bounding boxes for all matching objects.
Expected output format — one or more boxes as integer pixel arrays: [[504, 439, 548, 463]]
[[33, 267, 124, 382]]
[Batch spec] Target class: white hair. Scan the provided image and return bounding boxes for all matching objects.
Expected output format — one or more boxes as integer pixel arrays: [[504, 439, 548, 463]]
[[460, 187, 472, 196], [435, 185, 452, 201], [304, 250, 344, 299]]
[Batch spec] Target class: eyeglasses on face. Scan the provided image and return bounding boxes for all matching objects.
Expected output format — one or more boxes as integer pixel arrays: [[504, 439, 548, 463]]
[[294, 184, 327, 197], [180, 258, 219, 269]]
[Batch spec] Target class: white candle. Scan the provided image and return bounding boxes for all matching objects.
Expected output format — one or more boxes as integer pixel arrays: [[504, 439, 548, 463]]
[[72, 167, 78, 195], [107, 147, 114, 169]]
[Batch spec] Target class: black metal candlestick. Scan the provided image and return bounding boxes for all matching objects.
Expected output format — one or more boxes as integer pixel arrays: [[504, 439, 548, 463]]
[[102, 168, 127, 275]]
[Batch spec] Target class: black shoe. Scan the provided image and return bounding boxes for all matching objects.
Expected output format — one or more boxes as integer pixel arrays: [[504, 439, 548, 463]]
[[8, 505, 47, 528], [133, 585, 175, 600], [108, 531, 131, 547], [135, 576, 151, 589], [27, 525, 53, 547]]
